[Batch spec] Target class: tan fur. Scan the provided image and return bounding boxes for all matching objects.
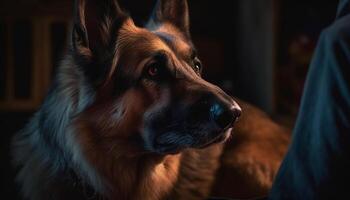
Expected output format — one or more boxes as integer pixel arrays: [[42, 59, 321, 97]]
[[73, 95, 289, 199], [13, 1, 291, 200], [70, 17, 291, 200]]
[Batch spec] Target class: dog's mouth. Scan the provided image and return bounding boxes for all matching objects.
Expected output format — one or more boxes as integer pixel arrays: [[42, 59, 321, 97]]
[[197, 128, 233, 149], [153, 128, 233, 155]]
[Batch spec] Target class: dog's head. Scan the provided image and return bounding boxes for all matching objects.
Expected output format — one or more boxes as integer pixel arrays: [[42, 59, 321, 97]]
[[72, 0, 241, 155]]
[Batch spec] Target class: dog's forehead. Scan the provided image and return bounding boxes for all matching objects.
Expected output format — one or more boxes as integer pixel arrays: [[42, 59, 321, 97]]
[[118, 21, 169, 53], [152, 24, 193, 56], [113, 20, 171, 74], [118, 21, 192, 58], [114, 20, 193, 75], [154, 32, 191, 57]]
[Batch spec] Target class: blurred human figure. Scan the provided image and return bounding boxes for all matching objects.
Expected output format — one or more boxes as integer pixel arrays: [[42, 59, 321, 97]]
[[269, 0, 350, 199]]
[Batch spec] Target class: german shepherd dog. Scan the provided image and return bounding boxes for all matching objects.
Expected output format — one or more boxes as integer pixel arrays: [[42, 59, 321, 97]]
[[12, 0, 290, 199]]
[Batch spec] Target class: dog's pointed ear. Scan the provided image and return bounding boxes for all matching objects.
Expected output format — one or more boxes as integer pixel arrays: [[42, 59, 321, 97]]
[[148, 0, 190, 37], [72, 0, 128, 57]]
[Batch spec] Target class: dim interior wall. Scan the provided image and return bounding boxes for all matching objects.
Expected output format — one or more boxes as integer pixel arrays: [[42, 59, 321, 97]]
[[235, 0, 275, 114]]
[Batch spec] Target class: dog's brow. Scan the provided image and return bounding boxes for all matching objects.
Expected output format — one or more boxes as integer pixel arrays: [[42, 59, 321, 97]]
[[153, 50, 168, 59], [151, 50, 176, 72], [156, 31, 176, 44], [152, 50, 185, 79], [155, 31, 192, 56], [190, 49, 198, 59]]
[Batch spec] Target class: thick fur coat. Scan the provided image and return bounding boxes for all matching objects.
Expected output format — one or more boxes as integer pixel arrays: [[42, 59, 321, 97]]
[[12, 0, 290, 199]]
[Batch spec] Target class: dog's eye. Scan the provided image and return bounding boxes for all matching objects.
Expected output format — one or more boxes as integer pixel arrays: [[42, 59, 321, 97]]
[[193, 59, 202, 73], [147, 64, 160, 77], [144, 53, 168, 80], [148, 65, 159, 77]]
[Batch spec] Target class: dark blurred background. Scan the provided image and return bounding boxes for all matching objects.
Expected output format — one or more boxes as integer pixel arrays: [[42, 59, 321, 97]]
[[0, 0, 339, 198]]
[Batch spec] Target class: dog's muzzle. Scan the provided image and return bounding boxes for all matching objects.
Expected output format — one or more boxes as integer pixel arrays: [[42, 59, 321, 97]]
[[191, 95, 241, 131], [210, 101, 241, 130]]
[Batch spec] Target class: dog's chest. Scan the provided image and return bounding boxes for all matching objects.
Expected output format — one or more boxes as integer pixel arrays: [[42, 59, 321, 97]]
[[168, 144, 224, 200]]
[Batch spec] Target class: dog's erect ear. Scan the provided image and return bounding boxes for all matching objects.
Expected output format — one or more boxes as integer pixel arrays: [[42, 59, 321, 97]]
[[72, 0, 128, 57], [148, 0, 190, 37]]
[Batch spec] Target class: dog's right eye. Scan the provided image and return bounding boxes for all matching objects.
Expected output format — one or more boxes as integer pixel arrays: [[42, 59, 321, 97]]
[[145, 62, 163, 80], [148, 64, 159, 77], [144, 52, 168, 80]]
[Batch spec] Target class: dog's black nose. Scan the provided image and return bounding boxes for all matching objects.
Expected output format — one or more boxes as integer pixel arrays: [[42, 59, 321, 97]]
[[210, 102, 241, 129]]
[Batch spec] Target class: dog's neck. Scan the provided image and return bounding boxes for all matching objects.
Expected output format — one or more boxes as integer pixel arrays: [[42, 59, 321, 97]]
[[58, 154, 181, 200], [118, 154, 181, 199], [95, 153, 182, 200], [70, 106, 182, 199], [71, 123, 182, 199]]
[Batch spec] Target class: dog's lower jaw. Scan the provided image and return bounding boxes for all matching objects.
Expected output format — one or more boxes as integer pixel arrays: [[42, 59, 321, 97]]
[[201, 128, 233, 149]]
